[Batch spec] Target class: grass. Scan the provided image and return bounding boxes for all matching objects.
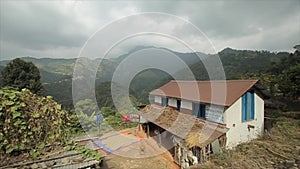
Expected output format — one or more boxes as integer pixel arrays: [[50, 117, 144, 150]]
[[195, 114, 300, 169]]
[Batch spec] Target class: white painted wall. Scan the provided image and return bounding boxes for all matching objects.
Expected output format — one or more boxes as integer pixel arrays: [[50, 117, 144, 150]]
[[224, 93, 264, 149], [181, 100, 192, 110], [168, 98, 177, 107], [154, 96, 162, 104]]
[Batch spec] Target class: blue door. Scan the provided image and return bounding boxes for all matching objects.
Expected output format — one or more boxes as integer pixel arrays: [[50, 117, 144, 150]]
[[199, 104, 206, 119], [177, 100, 181, 111]]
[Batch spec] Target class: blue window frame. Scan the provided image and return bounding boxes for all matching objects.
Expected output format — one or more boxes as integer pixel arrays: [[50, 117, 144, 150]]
[[192, 102, 206, 119], [242, 91, 255, 122], [161, 97, 168, 107]]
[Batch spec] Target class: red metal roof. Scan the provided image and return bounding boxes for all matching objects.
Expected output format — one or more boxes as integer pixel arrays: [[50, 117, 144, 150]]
[[149, 80, 258, 106]]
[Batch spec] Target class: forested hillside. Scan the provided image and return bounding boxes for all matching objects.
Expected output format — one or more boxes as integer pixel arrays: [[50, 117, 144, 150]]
[[177, 48, 289, 80], [0, 66, 4, 87], [0, 47, 294, 109]]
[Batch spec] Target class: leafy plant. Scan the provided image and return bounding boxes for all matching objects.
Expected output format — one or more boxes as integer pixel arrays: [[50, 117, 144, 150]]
[[66, 141, 101, 161], [0, 87, 74, 155]]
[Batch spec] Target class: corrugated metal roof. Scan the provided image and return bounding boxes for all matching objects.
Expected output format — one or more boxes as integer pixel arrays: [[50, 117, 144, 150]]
[[139, 105, 228, 148], [149, 80, 258, 106]]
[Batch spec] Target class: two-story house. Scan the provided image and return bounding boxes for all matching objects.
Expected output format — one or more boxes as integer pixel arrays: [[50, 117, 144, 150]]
[[149, 80, 264, 148], [138, 80, 265, 167]]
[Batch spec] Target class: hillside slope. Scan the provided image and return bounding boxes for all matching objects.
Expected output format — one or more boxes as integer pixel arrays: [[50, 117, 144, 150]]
[[0, 47, 291, 108], [193, 115, 300, 169]]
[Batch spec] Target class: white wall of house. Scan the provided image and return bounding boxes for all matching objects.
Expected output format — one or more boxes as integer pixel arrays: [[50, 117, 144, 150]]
[[181, 100, 192, 110], [224, 93, 264, 149], [154, 96, 162, 104]]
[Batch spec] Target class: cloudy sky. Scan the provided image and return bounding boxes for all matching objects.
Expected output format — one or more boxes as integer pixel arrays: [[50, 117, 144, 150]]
[[0, 0, 299, 60]]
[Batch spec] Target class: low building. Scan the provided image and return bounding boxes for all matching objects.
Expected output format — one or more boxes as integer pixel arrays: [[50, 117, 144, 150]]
[[139, 80, 265, 167]]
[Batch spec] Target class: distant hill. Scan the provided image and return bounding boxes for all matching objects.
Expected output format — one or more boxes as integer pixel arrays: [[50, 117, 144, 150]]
[[0, 65, 4, 87], [0, 47, 291, 108], [176, 48, 289, 80], [115, 46, 205, 66], [0, 57, 76, 75], [218, 48, 289, 79]]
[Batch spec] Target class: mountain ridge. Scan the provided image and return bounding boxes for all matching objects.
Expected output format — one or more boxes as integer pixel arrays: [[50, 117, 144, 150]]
[[0, 47, 290, 108]]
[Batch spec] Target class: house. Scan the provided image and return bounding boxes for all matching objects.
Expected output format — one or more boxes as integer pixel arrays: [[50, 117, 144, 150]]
[[138, 80, 265, 167]]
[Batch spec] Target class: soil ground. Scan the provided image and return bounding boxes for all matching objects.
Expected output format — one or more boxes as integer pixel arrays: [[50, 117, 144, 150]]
[[91, 128, 180, 169]]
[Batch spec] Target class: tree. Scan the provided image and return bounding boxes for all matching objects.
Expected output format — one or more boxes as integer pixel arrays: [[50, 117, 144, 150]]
[[276, 45, 300, 99], [1, 58, 43, 94], [75, 99, 98, 116]]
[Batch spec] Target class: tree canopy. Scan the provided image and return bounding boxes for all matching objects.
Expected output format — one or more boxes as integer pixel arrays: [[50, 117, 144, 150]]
[[276, 46, 300, 99], [241, 45, 300, 110], [1, 58, 43, 94]]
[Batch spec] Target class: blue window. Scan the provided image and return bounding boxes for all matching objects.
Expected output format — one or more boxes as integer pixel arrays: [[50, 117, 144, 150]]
[[242, 91, 255, 122], [161, 97, 168, 107], [192, 102, 206, 119]]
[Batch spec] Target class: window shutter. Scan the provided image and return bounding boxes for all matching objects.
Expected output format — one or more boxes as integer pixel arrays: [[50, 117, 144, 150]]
[[192, 102, 199, 116], [250, 92, 255, 119], [242, 94, 246, 122], [247, 92, 251, 120], [162, 97, 168, 107]]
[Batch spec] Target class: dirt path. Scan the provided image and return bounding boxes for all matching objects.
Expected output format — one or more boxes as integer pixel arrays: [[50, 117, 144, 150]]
[[101, 152, 179, 169]]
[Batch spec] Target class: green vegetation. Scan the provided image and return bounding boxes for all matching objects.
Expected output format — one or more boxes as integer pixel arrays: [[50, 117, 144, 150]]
[[242, 46, 300, 111], [269, 47, 300, 100], [0, 47, 293, 109], [0, 87, 77, 157], [95, 81, 141, 109], [1, 58, 43, 95], [75, 99, 98, 116], [104, 109, 138, 130], [75, 102, 137, 132], [0, 46, 298, 167], [0, 47, 298, 113]]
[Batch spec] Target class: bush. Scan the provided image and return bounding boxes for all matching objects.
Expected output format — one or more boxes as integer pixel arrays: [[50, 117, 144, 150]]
[[0, 87, 73, 154], [100, 107, 116, 118]]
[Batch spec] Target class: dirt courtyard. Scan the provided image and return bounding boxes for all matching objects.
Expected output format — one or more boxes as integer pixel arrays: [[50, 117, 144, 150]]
[[102, 153, 176, 169], [90, 128, 180, 169]]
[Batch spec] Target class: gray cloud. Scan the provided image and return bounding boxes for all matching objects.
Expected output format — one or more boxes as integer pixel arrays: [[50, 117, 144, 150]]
[[0, 0, 299, 60], [0, 1, 88, 50]]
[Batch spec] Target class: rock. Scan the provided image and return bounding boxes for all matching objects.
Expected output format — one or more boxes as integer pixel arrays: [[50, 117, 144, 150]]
[[38, 162, 47, 169], [30, 163, 39, 169], [72, 156, 84, 163], [295, 158, 300, 167], [61, 158, 70, 164], [284, 160, 295, 168], [295, 146, 300, 154], [83, 157, 94, 162], [274, 161, 285, 169], [45, 161, 56, 167]]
